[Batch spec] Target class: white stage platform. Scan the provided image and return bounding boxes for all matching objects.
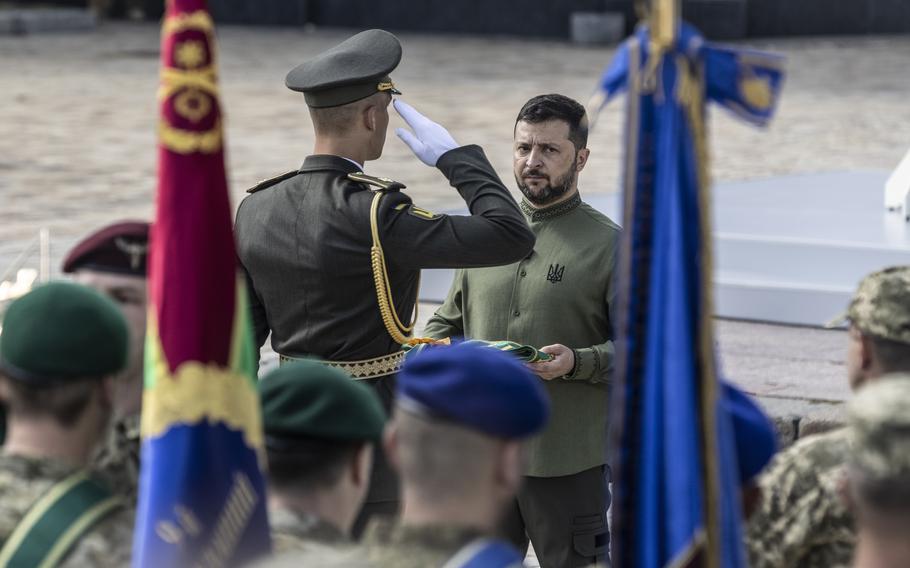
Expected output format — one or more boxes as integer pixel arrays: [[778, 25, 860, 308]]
[[418, 170, 910, 327]]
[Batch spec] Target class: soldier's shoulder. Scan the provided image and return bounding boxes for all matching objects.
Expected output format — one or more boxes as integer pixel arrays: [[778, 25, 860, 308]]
[[247, 170, 304, 194], [767, 427, 849, 478], [578, 202, 621, 233], [347, 172, 406, 192], [59, 506, 134, 568]]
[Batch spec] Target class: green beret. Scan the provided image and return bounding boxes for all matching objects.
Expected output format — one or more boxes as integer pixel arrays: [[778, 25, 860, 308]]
[[285, 29, 402, 108], [0, 281, 129, 385], [259, 361, 386, 445]]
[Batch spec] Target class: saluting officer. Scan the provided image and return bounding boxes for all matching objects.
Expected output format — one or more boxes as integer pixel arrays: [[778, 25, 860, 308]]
[[233, 29, 535, 535]]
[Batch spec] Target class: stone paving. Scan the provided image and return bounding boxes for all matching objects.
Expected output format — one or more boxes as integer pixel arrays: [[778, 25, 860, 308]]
[[1, 23, 906, 424]]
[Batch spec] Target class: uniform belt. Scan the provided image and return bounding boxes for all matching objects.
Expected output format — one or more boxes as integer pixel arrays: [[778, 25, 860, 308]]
[[278, 351, 404, 380]]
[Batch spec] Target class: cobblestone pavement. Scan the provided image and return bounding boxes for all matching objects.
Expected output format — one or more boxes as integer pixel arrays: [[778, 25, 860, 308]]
[[0, 24, 898, 424], [2, 24, 909, 269]]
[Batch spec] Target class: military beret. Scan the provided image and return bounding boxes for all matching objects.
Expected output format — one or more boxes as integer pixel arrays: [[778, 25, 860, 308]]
[[286, 29, 402, 108], [259, 361, 386, 446], [62, 221, 150, 277], [721, 381, 777, 483], [827, 266, 910, 344], [0, 281, 129, 385], [397, 342, 550, 439]]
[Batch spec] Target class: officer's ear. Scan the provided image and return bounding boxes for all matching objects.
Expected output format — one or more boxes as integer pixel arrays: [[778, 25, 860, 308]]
[[495, 441, 524, 497], [363, 102, 379, 133], [351, 442, 374, 488], [382, 422, 400, 473]]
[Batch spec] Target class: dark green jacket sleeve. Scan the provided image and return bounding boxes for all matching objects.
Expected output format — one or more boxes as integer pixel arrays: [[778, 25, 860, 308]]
[[566, 244, 618, 385], [422, 270, 466, 340], [381, 145, 534, 270], [241, 264, 270, 352]]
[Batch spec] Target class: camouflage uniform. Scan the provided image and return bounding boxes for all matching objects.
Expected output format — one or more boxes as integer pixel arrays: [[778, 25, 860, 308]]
[[848, 378, 910, 489], [0, 454, 133, 567], [746, 428, 854, 568], [748, 266, 910, 567], [92, 413, 141, 503], [269, 508, 350, 553], [361, 519, 486, 568]]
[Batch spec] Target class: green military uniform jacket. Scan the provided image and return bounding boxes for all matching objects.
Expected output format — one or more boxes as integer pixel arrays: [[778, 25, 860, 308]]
[[0, 454, 133, 567], [92, 413, 141, 504], [362, 519, 487, 568], [424, 193, 620, 477], [746, 427, 854, 568], [234, 145, 534, 362]]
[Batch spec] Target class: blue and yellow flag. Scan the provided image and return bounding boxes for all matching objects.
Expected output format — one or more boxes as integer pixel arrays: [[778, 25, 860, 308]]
[[132, 1, 270, 565], [597, 11, 783, 568]]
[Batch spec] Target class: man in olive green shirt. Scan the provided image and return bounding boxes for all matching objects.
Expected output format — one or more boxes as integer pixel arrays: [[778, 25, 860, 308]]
[[424, 94, 619, 567]]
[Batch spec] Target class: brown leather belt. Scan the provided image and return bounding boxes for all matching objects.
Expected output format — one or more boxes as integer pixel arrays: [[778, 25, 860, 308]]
[[278, 350, 404, 380]]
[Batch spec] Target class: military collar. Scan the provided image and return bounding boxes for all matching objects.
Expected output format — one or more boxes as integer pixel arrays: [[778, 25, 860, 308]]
[[520, 192, 582, 222], [363, 518, 484, 551], [299, 155, 364, 174]]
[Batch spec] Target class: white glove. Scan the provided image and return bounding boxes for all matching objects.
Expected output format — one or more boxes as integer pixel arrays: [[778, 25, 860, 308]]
[[394, 99, 459, 167]]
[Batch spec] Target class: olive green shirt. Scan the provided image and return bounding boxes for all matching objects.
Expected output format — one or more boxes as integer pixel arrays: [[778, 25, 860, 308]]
[[424, 193, 620, 477]]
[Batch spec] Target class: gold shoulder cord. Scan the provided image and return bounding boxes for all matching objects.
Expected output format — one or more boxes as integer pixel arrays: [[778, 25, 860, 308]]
[[370, 191, 419, 345]]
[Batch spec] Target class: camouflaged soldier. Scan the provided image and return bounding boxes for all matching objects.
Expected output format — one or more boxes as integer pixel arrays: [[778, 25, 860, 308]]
[[0, 282, 134, 566], [846, 379, 910, 568], [256, 361, 385, 564], [747, 266, 910, 568], [62, 221, 150, 504]]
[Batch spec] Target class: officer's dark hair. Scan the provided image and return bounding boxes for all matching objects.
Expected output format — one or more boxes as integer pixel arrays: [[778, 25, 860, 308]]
[[515, 94, 589, 151], [266, 437, 366, 492], [1, 376, 100, 427], [868, 335, 910, 373]]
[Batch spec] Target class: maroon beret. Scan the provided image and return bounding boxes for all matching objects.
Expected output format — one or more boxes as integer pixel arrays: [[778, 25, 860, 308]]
[[62, 221, 151, 277]]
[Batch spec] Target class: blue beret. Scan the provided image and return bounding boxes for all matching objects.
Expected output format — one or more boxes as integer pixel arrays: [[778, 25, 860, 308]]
[[721, 382, 777, 483], [397, 342, 549, 439]]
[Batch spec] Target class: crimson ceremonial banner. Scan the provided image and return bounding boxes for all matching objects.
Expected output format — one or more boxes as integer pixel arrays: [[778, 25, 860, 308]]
[[132, 1, 270, 565]]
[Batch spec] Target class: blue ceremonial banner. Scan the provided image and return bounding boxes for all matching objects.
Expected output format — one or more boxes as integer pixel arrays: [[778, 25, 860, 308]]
[[132, 0, 270, 566], [596, 9, 783, 568]]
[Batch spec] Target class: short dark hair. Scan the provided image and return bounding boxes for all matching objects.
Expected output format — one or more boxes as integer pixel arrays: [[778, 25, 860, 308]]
[[515, 94, 589, 151], [266, 437, 365, 493], [869, 336, 910, 374], [2, 376, 99, 427]]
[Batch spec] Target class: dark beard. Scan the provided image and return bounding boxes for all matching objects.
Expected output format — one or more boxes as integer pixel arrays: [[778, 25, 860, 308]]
[[515, 161, 578, 206]]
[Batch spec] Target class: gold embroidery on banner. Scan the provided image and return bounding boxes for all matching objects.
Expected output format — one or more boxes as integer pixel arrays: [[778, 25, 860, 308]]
[[158, 120, 223, 154], [162, 10, 215, 36], [740, 74, 772, 110], [159, 11, 222, 154], [175, 39, 207, 69], [174, 88, 212, 122]]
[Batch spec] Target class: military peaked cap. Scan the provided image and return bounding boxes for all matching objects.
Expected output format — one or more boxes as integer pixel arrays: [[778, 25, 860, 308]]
[[828, 266, 910, 344], [286, 29, 402, 108], [0, 282, 129, 385], [397, 342, 550, 439], [62, 221, 151, 277], [259, 360, 386, 445]]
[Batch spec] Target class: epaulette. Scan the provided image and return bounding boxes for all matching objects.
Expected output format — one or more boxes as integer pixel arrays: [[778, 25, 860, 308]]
[[247, 170, 302, 194], [347, 172, 406, 192]]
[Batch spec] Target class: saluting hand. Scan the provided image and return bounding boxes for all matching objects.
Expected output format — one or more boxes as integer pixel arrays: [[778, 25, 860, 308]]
[[394, 99, 459, 167], [527, 344, 575, 381]]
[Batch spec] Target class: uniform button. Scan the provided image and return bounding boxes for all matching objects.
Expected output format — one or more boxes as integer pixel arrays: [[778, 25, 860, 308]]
[[513, 310, 520, 317], [520, 270, 527, 277]]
